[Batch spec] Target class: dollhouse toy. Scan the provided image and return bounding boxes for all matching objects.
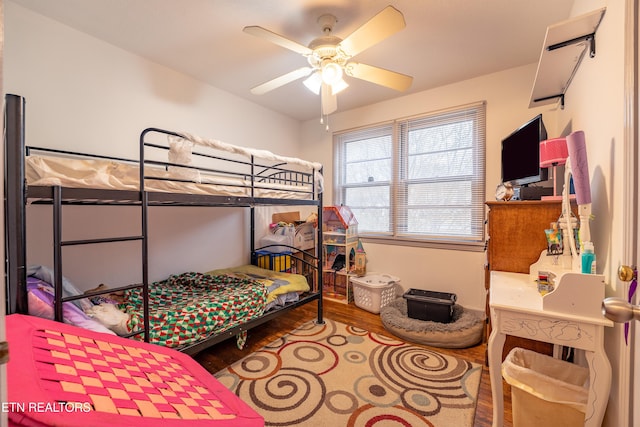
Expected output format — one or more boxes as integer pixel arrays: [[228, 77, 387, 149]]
[[322, 206, 359, 303]]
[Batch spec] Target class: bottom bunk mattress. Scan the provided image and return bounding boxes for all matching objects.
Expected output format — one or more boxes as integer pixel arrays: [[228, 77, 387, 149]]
[[5, 313, 264, 427], [26, 266, 309, 350], [121, 272, 268, 349]]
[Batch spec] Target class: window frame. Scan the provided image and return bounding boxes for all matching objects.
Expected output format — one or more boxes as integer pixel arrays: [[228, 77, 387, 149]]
[[333, 101, 486, 251]]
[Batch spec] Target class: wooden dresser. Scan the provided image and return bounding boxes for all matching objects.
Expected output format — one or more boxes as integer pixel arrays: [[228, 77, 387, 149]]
[[485, 200, 576, 358]]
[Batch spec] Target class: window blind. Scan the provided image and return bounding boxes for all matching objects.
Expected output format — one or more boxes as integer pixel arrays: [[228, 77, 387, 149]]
[[334, 123, 394, 235], [396, 102, 486, 243], [334, 101, 486, 248]]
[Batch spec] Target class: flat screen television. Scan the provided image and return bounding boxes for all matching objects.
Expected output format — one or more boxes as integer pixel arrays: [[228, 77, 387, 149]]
[[501, 114, 549, 186]]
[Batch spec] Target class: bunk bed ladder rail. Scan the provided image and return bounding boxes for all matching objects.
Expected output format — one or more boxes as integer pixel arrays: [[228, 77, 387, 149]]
[[251, 155, 255, 199], [316, 183, 324, 325], [4, 94, 28, 315], [49, 186, 149, 340], [139, 132, 151, 343]]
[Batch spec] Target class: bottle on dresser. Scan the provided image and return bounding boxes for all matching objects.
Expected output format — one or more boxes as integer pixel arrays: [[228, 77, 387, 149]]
[[581, 241, 596, 274]]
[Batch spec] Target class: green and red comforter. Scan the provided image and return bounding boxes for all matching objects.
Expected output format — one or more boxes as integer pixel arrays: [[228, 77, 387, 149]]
[[121, 272, 267, 348]]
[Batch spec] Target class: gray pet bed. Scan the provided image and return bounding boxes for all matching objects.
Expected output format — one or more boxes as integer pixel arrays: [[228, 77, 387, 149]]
[[380, 297, 485, 348]]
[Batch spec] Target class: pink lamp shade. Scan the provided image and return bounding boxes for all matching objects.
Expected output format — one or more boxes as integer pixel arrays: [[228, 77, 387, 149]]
[[540, 137, 568, 167]]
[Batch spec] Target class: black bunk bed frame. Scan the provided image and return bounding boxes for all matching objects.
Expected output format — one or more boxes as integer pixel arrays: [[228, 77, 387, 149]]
[[4, 94, 324, 355]]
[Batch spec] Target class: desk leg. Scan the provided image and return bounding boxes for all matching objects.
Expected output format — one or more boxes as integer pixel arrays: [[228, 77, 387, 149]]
[[487, 328, 506, 427], [584, 347, 612, 427]]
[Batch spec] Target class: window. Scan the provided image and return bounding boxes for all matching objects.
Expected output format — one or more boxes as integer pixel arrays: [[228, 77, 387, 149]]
[[333, 101, 486, 249]]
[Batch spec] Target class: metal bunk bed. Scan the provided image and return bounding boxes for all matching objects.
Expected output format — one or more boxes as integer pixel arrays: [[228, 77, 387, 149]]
[[4, 93, 324, 355]]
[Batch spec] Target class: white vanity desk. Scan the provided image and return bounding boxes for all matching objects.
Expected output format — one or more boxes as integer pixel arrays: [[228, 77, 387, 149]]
[[488, 257, 613, 427]]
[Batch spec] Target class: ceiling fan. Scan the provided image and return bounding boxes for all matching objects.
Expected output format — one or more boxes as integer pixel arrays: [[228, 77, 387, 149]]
[[243, 5, 413, 116]]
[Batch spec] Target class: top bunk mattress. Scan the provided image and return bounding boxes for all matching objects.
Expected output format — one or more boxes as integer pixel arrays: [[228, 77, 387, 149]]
[[26, 155, 315, 200], [24, 128, 323, 202]]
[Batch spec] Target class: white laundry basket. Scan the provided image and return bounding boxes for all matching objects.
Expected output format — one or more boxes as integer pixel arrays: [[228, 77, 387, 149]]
[[350, 273, 400, 314]]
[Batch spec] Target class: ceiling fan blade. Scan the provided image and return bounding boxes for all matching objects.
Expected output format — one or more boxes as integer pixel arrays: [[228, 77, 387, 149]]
[[243, 26, 312, 55], [250, 67, 313, 95], [321, 83, 337, 115], [345, 62, 413, 92], [338, 6, 406, 58]]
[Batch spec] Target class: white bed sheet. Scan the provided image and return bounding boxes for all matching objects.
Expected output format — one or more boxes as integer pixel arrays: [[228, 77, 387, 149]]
[[26, 155, 315, 200]]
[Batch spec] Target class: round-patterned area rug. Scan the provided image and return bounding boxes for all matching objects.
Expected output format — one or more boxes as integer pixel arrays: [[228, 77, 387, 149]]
[[215, 318, 482, 426]]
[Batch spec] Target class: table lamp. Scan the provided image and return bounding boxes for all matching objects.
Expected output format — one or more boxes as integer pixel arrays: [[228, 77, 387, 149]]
[[539, 137, 569, 200]]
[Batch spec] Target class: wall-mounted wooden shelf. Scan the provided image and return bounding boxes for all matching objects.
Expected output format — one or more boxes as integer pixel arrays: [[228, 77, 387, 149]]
[[529, 7, 606, 109]]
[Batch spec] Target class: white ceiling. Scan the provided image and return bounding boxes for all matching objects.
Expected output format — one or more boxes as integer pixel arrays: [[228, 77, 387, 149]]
[[10, 0, 575, 121]]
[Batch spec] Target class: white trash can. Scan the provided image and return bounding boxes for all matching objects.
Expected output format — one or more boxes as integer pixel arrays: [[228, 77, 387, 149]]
[[502, 347, 589, 427]]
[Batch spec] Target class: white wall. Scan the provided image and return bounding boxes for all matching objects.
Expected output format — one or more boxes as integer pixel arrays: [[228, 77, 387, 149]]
[[4, 2, 302, 285], [301, 64, 551, 312], [558, 1, 629, 426], [5, 3, 300, 158]]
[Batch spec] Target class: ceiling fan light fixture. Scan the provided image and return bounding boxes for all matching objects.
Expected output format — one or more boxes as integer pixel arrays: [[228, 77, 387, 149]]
[[331, 78, 349, 95], [321, 61, 343, 85], [244, 5, 411, 128], [303, 72, 322, 94]]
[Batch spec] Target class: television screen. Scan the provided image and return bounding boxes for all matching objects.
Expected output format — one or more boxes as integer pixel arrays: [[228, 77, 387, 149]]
[[501, 114, 549, 186]]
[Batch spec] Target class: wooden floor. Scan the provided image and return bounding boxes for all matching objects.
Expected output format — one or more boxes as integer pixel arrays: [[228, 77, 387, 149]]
[[194, 297, 513, 427]]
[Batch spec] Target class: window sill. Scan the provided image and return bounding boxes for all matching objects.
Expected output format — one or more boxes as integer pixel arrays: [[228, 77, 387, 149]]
[[360, 236, 486, 252]]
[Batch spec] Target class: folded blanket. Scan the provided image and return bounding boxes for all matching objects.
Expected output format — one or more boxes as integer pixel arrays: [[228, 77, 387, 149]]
[[206, 264, 309, 304]]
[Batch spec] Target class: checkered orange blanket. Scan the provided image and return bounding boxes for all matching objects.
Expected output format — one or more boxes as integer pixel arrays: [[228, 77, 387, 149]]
[[6, 314, 264, 426]]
